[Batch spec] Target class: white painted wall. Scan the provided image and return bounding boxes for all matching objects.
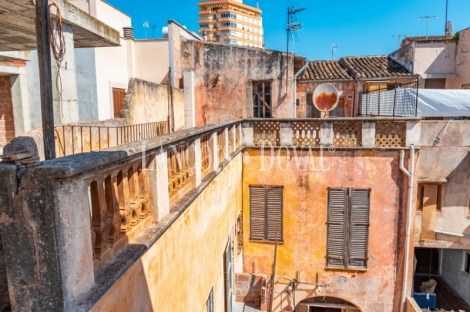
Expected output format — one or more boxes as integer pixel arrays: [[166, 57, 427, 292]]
[[134, 40, 169, 84], [414, 41, 456, 75]]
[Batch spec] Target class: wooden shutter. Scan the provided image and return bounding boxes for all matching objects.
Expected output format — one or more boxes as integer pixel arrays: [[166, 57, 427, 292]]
[[327, 188, 347, 267], [113, 88, 126, 118], [266, 187, 283, 241], [250, 186, 267, 241], [249, 186, 283, 241], [348, 189, 370, 268]]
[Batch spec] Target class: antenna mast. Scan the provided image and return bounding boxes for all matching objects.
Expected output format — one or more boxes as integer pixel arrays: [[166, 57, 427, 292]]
[[445, 0, 448, 34], [418, 16, 438, 40], [286, 5, 306, 88], [392, 34, 407, 49], [331, 43, 339, 59]]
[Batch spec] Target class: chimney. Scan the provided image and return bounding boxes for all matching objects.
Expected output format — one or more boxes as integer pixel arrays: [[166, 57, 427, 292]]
[[123, 27, 135, 39]]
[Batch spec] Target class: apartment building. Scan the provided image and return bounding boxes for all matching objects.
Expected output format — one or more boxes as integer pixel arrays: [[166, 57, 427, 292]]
[[198, 0, 264, 48]]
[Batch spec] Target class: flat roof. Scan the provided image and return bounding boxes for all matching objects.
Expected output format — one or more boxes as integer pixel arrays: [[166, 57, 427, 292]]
[[0, 0, 120, 51]]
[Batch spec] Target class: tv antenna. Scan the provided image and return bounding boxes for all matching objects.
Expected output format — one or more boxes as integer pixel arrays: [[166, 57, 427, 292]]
[[418, 16, 438, 40], [392, 34, 407, 49], [143, 21, 149, 38], [286, 5, 306, 87], [331, 43, 339, 59]]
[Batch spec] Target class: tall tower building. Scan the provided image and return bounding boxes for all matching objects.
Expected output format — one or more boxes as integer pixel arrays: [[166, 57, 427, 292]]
[[198, 0, 264, 48]]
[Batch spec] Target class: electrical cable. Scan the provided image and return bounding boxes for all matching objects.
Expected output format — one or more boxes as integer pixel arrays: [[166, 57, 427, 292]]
[[48, 2, 66, 117]]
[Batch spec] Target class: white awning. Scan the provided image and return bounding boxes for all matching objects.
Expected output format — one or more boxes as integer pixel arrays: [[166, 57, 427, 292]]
[[418, 89, 470, 117]]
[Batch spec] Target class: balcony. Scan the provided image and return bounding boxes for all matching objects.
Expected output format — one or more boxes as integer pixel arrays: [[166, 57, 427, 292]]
[[0, 117, 418, 310]]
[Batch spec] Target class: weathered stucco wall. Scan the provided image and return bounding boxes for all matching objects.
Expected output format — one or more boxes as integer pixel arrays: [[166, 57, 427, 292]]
[[183, 41, 294, 126], [415, 121, 470, 249], [122, 78, 185, 129], [241, 148, 417, 311], [296, 81, 356, 118], [441, 249, 470, 305], [455, 27, 470, 89], [390, 43, 415, 73], [90, 154, 243, 312]]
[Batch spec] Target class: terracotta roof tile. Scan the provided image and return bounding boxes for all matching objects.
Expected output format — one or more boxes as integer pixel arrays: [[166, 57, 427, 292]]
[[339, 55, 413, 79], [298, 60, 353, 81]]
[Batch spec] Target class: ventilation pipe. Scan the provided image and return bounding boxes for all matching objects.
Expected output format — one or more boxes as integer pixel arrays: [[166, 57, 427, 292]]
[[399, 145, 415, 312]]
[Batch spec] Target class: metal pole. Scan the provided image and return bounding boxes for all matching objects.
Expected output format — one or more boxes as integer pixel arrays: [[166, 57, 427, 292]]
[[269, 233, 279, 312], [445, 0, 448, 34], [35, 0, 56, 160]]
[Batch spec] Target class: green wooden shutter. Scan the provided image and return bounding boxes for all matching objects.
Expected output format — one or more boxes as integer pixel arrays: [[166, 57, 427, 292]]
[[266, 186, 283, 241], [327, 188, 347, 267], [250, 186, 267, 240], [348, 189, 370, 268]]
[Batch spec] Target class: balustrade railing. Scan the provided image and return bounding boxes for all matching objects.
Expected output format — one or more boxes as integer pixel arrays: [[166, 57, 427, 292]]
[[88, 157, 152, 271], [55, 121, 169, 157], [248, 119, 412, 148]]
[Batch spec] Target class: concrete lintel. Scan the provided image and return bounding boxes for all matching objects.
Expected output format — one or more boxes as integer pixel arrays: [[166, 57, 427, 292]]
[[0, 51, 31, 62], [52, 0, 120, 48], [0, 63, 26, 75], [0, 0, 120, 51]]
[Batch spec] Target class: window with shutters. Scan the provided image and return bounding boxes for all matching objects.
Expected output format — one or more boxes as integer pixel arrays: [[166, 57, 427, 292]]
[[327, 188, 370, 270], [249, 185, 283, 242]]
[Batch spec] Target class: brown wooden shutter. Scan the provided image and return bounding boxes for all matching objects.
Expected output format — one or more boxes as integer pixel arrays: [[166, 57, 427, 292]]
[[266, 186, 283, 241], [250, 186, 267, 241], [348, 189, 370, 268], [327, 188, 347, 267]]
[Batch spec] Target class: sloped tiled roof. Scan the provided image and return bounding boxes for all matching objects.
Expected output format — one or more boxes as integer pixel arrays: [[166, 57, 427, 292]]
[[339, 56, 413, 79], [299, 60, 353, 81]]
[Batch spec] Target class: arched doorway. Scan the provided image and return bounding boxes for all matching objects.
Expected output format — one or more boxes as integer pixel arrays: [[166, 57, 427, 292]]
[[295, 296, 361, 312]]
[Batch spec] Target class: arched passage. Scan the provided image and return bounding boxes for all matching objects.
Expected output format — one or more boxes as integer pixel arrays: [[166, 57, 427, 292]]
[[295, 296, 361, 312]]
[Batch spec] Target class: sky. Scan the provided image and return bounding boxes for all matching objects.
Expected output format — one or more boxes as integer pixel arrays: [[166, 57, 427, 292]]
[[106, 0, 470, 60]]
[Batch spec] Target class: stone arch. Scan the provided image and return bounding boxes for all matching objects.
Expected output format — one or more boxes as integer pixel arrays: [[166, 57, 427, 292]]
[[295, 296, 362, 312]]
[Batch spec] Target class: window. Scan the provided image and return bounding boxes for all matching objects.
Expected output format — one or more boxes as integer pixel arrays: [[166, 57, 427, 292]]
[[212, 14, 217, 19], [249, 185, 283, 242], [417, 184, 442, 211], [206, 287, 214, 312], [224, 39, 237, 44], [464, 251, 470, 275], [327, 188, 370, 269], [222, 22, 237, 27], [200, 24, 209, 28], [253, 81, 272, 118], [221, 13, 236, 19]]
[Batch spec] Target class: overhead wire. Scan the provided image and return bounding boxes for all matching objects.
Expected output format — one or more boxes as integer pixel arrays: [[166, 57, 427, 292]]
[[48, 1, 66, 117]]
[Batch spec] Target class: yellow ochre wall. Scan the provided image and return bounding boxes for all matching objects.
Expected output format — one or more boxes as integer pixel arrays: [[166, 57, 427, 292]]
[[241, 149, 417, 311], [91, 154, 243, 312]]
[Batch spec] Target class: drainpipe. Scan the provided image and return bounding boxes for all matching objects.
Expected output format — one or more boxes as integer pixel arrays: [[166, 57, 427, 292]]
[[399, 145, 415, 312], [293, 61, 309, 118]]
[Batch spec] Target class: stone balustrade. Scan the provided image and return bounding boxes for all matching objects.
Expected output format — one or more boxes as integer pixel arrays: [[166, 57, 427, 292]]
[[244, 118, 420, 148]]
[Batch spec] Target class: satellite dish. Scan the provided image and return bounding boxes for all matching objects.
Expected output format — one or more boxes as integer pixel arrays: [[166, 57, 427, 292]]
[[445, 21, 453, 35], [313, 83, 339, 112]]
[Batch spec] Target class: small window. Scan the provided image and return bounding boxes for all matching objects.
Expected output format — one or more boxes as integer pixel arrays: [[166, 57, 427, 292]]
[[252, 81, 272, 118], [417, 184, 442, 212], [464, 251, 470, 275], [327, 188, 370, 269], [212, 14, 217, 19], [206, 287, 214, 312], [249, 185, 283, 242]]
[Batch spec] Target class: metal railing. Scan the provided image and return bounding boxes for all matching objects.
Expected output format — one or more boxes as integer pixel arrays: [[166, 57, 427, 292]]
[[54, 121, 169, 157], [358, 81, 418, 117]]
